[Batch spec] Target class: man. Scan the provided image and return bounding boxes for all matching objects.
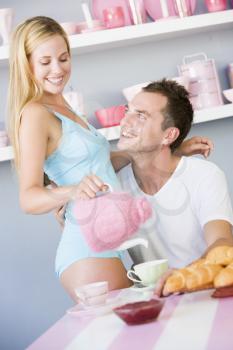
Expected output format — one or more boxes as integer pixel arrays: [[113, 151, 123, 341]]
[[116, 79, 233, 271], [55, 79, 233, 293]]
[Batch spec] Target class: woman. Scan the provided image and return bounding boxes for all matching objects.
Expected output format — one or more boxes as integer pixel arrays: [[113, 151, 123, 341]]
[[8, 16, 213, 301]]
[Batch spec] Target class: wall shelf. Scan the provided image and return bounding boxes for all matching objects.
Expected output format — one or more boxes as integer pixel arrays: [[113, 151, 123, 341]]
[[0, 145, 14, 162], [0, 10, 233, 65], [1, 103, 233, 162], [1, 10, 233, 162]]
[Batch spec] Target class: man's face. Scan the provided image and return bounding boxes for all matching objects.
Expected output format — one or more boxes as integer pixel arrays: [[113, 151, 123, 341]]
[[117, 91, 168, 153]]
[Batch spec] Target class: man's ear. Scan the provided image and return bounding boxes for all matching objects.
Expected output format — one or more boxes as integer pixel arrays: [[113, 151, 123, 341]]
[[162, 127, 180, 146]]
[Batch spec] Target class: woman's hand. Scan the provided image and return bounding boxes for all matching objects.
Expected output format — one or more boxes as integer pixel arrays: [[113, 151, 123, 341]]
[[176, 136, 214, 158], [54, 174, 106, 230], [73, 174, 106, 200]]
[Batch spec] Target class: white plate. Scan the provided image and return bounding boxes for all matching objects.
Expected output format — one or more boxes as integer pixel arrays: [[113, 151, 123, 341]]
[[66, 297, 120, 317]]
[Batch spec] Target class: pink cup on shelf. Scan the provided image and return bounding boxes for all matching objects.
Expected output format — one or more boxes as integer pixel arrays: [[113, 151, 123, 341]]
[[103, 6, 125, 29], [95, 105, 125, 128], [204, 0, 227, 12]]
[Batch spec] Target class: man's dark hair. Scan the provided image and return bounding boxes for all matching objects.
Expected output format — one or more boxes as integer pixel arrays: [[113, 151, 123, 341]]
[[143, 79, 193, 152]]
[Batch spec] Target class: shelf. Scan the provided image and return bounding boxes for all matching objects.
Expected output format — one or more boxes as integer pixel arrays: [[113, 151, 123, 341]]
[[1, 104, 233, 162], [0, 145, 13, 162], [193, 103, 233, 124], [0, 10, 233, 65], [69, 10, 233, 55]]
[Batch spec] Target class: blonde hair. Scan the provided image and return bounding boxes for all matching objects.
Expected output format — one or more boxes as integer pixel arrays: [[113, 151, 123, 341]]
[[7, 16, 70, 170]]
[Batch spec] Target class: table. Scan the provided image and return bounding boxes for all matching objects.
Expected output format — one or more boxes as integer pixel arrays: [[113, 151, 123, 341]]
[[26, 289, 233, 350]]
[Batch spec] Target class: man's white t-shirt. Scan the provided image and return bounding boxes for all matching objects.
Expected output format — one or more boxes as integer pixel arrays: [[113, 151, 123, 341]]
[[117, 156, 233, 268]]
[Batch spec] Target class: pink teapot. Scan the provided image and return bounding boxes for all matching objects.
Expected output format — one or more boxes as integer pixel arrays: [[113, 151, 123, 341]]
[[73, 191, 152, 252]]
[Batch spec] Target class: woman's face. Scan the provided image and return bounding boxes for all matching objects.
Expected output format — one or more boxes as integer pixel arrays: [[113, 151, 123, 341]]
[[29, 34, 71, 96]]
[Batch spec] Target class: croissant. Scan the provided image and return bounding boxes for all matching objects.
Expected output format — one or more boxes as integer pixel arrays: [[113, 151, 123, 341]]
[[187, 258, 207, 269], [163, 264, 222, 296], [206, 245, 233, 266], [214, 262, 233, 288]]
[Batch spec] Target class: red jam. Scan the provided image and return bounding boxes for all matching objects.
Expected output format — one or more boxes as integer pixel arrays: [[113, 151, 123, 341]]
[[113, 299, 164, 325]]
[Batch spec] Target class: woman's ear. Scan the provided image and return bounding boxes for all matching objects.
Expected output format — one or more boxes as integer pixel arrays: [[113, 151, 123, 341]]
[[162, 127, 180, 146]]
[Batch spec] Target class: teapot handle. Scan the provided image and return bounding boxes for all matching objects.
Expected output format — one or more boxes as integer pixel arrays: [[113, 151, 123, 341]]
[[116, 238, 149, 251]]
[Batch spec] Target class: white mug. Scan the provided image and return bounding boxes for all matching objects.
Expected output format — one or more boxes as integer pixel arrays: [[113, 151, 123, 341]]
[[127, 259, 168, 286]]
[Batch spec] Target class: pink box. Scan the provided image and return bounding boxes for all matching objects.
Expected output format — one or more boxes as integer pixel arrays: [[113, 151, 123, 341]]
[[178, 53, 223, 109], [190, 92, 223, 110], [189, 78, 219, 96]]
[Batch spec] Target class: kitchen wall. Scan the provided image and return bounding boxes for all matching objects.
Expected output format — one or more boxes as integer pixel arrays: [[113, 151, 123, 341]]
[[0, 1, 233, 349]]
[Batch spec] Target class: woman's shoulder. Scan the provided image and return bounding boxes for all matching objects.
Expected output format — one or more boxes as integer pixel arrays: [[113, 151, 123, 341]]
[[22, 101, 48, 117], [21, 101, 53, 128]]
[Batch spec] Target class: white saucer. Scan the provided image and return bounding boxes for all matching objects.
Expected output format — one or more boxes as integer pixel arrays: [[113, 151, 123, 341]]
[[130, 284, 156, 292], [66, 297, 120, 318]]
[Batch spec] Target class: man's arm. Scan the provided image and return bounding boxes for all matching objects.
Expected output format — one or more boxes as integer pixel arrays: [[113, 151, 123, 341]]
[[154, 221, 233, 297], [110, 151, 132, 172], [111, 136, 214, 172], [203, 220, 233, 256]]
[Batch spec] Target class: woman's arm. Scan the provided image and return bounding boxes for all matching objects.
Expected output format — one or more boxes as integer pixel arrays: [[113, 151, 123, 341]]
[[175, 136, 214, 158], [110, 151, 132, 172], [19, 103, 104, 214]]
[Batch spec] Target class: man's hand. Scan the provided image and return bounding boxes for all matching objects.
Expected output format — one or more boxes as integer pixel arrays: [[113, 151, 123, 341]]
[[49, 181, 66, 230], [176, 136, 214, 158], [54, 205, 66, 230], [154, 268, 174, 297]]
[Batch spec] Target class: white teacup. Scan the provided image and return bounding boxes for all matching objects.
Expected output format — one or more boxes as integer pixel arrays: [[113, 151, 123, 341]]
[[75, 281, 108, 307], [127, 259, 168, 286]]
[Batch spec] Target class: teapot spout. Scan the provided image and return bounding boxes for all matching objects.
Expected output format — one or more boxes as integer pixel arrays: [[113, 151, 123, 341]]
[[116, 238, 149, 251]]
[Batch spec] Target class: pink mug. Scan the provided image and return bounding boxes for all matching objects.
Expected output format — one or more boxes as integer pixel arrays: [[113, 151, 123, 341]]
[[204, 0, 227, 12], [103, 6, 125, 29]]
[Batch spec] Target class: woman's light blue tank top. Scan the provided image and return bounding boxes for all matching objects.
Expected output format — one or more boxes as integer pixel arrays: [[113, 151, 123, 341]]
[[43, 111, 120, 190], [43, 110, 124, 276]]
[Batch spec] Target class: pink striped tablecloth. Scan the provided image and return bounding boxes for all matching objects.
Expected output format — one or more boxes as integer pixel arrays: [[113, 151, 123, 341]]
[[27, 289, 233, 350]]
